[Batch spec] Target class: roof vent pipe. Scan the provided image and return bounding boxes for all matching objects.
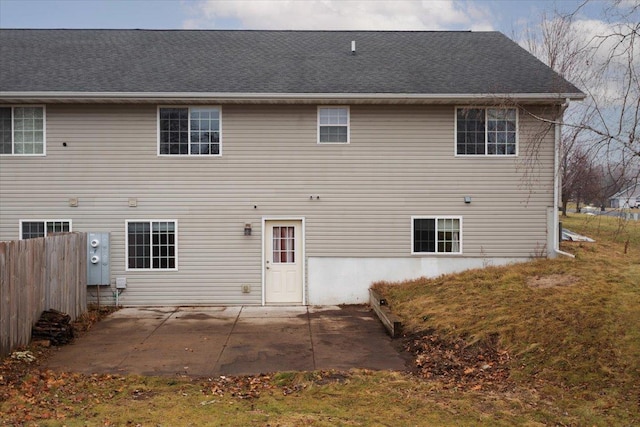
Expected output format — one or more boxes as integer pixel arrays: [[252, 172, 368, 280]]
[[351, 40, 356, 55]]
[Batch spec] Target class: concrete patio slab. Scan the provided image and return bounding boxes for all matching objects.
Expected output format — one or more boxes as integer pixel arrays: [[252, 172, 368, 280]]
[[216, 332, 314, 375], [119, 335, 226, 376], [312, 332, 407, 371], [239, 306, 308, 318], [43, 305, 407, 377], [46, 341, 133, 374], [232, 317, 309, 334], [173, 306, 242, 319]]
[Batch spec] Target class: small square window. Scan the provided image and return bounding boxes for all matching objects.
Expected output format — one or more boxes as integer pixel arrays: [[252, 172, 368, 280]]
[[318, 107, 350, 144]]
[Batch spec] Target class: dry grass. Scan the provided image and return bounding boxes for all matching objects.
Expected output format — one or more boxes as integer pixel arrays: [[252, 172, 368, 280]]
[[2, 368, 610, 427], [373, 213, 640, 425]]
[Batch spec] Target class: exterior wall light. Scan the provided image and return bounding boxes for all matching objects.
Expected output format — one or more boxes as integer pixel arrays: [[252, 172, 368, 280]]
[[244, 223, 252, 236], [464, 196, 472, 204]]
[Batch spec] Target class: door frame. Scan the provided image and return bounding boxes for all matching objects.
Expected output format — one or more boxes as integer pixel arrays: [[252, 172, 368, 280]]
[[261, 216, 306, 306]]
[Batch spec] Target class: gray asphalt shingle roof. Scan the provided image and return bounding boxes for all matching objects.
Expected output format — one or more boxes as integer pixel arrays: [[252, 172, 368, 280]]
[[0, 29, 583, 95]]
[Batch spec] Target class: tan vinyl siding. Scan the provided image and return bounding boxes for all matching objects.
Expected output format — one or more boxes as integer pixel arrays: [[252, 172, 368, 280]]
[[0, 103, 555, 305]]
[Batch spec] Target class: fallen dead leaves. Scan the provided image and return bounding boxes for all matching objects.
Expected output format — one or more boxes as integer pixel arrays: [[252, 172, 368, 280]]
[[203, 374, 276, 399], [200, 370, 350, 400], [1, 348, 354, 426], [1, 348, 49, 402], [71, 304, 120, 335], [1, 367, 120, 424], [405, 332, 511, 391], [1, 305, 122, 425]]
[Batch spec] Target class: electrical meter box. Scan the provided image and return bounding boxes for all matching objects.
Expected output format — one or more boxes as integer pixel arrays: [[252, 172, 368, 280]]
[[87, 232, 110, 285]]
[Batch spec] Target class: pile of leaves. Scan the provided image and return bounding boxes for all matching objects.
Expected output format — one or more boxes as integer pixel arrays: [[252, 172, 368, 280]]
[[201, 370, 351, 400], [1, 350, 43, 403], [1, 305, 119, 403], [72, 304, 120, 335], [405, 331, 511, 391], [202, 374, 277, 400], [1, 369, 124, 424]]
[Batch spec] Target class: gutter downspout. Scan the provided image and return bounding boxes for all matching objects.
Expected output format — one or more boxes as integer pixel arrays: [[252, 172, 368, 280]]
[[554, 98, 575, 258]]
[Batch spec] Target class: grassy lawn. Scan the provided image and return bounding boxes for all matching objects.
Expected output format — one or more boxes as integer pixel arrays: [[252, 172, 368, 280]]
[[374, 213, 640, 426], [1, 214, 638, 426]]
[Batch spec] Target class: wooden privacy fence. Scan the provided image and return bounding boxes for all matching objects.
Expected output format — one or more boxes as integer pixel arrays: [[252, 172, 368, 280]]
[[0, 232, 87, 357]]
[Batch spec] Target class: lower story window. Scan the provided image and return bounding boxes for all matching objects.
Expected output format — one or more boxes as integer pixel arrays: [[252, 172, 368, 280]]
[[412, 217, 461, 254], [127, 220, 177, 270], [20, 220, 71, 239]]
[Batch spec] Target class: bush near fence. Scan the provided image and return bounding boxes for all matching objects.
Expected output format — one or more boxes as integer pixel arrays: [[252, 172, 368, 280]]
[[0, 232, 87, 357]]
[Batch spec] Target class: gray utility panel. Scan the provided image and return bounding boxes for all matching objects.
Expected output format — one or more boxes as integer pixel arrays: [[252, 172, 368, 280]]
[[87, 232, 110, 285]]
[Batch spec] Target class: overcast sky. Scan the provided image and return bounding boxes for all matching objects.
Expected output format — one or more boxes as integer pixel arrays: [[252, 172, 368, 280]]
[[0, 0, 611, 36]]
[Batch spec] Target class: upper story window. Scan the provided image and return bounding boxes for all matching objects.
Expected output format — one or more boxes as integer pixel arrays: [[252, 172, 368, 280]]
[[158, 107, 221, 156], [20, 220, 71, 239], [0, 106, 46, 156], [456, 107, 517, 156], [412, 217, 462, 254], [318, 107, 349, 144]]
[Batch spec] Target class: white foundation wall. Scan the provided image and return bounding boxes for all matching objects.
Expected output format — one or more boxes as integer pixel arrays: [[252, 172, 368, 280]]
[[307, 256, 527, 305]]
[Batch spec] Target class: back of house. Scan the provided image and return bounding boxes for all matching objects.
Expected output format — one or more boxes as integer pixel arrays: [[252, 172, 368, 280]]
[[0, 30, 584, 306]]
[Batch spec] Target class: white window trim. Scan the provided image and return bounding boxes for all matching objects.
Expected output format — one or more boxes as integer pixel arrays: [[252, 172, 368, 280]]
[[19, 219, 72, 240], [125, 219, 179, 271], [157, 106, 222, 157], [454, 106, 518, 157], [0, 105, 47, 157], [411, 215, 463, 255], [317, 106, 350, 144]]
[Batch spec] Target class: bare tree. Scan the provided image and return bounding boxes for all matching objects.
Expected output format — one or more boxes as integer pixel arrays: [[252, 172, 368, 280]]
[[562, 145, 591, 213], [517, 0, 639, 214], [593, 161, 629, 209], [592, 0, 640, 159]]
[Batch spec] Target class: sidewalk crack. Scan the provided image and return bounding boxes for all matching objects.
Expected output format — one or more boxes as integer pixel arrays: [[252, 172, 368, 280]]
[[213, 306, 242, 373], [117, 306, 179, 370], [307, 307, 316, 370]]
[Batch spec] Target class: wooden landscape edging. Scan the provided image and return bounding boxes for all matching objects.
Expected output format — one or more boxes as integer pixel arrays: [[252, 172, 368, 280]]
[[369, 288, 402, 338]]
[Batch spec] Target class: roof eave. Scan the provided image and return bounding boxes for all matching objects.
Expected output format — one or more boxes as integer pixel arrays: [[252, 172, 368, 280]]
[[0, 91, 587, 104], [611, 183, 640, 198]]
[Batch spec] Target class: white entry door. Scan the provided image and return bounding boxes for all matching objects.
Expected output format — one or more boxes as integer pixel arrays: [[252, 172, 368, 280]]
[[264, 220, 303, 304]]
